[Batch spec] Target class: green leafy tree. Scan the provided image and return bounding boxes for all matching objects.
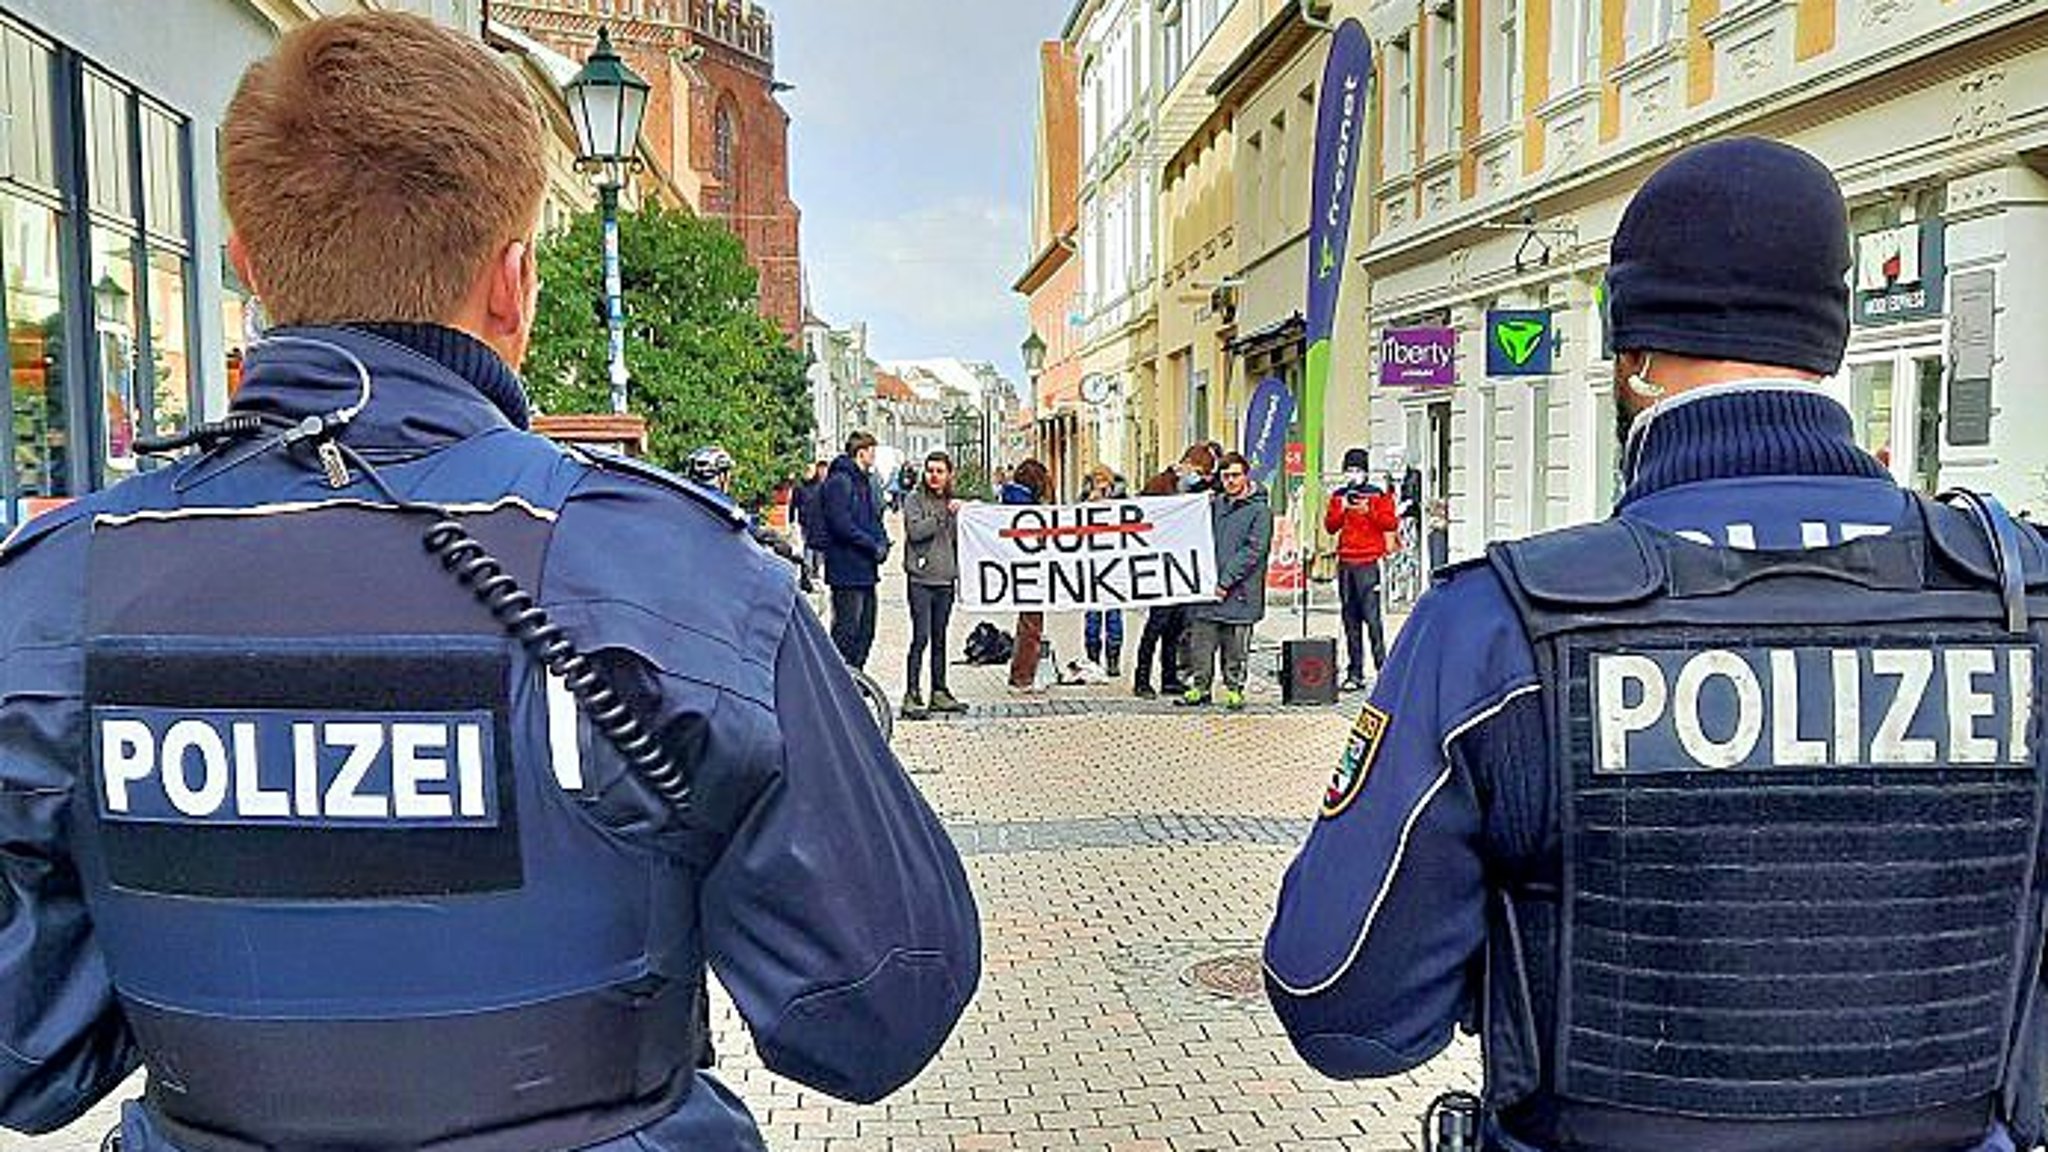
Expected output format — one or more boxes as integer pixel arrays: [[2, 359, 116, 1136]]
[[525, 202, 812, 506]]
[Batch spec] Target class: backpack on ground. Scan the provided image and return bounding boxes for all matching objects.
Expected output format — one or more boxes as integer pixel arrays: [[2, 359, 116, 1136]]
[[963, 622, 1013, 665]]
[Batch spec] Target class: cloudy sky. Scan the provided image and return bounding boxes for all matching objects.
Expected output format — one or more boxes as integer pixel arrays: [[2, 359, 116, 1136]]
[[773, 0, 1073, 388]]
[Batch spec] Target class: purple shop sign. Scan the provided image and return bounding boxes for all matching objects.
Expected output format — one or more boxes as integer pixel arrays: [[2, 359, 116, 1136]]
[[1378, 327, 1457, 387]]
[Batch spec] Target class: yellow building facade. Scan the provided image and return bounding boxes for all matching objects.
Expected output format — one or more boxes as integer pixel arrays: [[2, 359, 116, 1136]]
[[1358, 0, 2048, 558]]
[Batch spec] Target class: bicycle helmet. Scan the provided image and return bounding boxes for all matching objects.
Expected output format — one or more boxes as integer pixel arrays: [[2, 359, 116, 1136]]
[[685, 445, 735, 491]]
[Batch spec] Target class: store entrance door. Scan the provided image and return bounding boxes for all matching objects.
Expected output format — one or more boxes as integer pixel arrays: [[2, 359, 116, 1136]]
[[1846, 346, 1946, 495]]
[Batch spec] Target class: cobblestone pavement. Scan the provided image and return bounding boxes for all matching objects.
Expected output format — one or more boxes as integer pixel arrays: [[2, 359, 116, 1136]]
[[27, 559, 1474, 1152]]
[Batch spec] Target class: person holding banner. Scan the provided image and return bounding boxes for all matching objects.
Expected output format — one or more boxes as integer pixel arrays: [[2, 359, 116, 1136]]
[[900, 451, 966, 720], [1081, 465, 1128, 678], [1002, 459, 1052, 694], [1133, 444, 1216, 698], [1324, 447, 1400, 691], [1181, 453, 1273, 711]]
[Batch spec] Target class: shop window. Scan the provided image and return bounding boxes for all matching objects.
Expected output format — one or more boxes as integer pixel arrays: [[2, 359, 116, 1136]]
[[1850, 360, 1894, 463], [90, 227, 139, 478], [3, 193, 67, 508], [141, 103, 184, 242], [83, 71, 133, 220], [0, 26, 55, 191], [147, 248, 189, 440]]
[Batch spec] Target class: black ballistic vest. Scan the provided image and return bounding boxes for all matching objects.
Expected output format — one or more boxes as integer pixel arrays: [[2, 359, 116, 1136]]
[[1481, 496, 2048, 1152], [77, 501, 705, 1152]]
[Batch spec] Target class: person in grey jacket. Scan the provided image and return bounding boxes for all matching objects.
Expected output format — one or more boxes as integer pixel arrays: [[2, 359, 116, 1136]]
[[901, 451, 967, 719], [1180, 452, 1274, 711]]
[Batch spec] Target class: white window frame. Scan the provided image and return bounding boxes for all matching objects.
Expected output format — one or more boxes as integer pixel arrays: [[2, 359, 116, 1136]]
[[1492, 0, 1521, 129], [1625, 0, 1681, 59], [1553, 0, 1600, 92], [1386, 33, 1413, 172], [1431, 3, 1459, 156]]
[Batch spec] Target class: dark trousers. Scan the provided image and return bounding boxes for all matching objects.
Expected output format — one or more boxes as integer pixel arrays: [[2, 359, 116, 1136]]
[[1338, 561, 1386, 678], [906, 582, 955, 696], [1136, 605, 1187, 689], [830, 585, 878, 670]]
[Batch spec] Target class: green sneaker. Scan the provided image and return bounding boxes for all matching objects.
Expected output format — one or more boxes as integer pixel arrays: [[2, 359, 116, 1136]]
[[1221, 689, 1246, 711], [1176, 688, 1209, 707], [899, 690, 928, 721]]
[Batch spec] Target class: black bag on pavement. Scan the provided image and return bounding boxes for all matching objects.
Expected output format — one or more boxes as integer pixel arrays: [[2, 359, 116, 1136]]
[[963, 622, 1013, 665]]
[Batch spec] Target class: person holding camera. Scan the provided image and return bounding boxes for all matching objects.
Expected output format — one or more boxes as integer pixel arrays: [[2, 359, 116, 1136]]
[[1323, 447, 1400, 692]]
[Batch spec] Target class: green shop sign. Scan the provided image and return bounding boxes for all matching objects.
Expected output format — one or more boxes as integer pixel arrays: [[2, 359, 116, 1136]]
[[1486, 309, 1555, 377]]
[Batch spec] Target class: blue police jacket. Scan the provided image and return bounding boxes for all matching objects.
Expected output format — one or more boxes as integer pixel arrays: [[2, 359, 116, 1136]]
[[1265, 382, 2045, 1152], [0, 325, 980, 1150]]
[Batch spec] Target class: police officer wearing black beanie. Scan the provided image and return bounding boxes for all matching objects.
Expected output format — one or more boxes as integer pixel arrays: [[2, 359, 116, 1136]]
[[1268, 137, 2048, 1152]]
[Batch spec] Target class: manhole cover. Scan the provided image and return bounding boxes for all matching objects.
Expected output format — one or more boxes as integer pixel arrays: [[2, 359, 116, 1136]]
[[1183, 952, 1266, 1000]]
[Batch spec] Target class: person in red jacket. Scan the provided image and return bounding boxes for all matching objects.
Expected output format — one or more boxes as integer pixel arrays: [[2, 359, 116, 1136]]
[[1323, 447, 1401, 691]]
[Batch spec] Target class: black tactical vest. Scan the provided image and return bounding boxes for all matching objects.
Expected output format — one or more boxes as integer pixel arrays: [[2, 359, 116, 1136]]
[[1481, 495, 2048, 1152], [77, 497, 705, 1152]]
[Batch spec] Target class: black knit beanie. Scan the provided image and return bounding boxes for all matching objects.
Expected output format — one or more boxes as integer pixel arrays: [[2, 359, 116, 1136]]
[[1606, 137, 1852, 376], [1341, 447, 1370, 471]]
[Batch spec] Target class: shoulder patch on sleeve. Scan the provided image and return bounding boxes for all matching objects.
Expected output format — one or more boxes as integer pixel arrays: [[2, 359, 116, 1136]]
[[573, 448, 749, 530], [1322, 702, 1390, 820]]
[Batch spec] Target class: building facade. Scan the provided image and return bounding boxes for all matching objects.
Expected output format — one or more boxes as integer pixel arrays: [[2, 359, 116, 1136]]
[[1017, 40, 1087, 494], [801, 312, 875, 463], [1153, 0, 1258, 476], [1360, 0, 2048, 560], [491, 0, 805, 336], [1069, 0, 1162, 480]]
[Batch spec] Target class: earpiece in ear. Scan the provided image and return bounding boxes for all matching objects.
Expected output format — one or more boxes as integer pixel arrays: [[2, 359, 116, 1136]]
[[1624, 353, 1662, 399]]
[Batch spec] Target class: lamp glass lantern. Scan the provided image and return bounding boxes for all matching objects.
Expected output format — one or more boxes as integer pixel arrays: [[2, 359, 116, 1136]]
[[565, 27, 651, 172], [1020, 330, 1047, 379]]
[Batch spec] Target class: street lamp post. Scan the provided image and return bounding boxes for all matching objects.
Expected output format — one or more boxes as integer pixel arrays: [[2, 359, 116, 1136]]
[[564, 27, 651, 415]]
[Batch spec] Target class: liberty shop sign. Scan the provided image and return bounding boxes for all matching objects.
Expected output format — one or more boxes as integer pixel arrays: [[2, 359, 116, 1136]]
[[1378, 326, 1457, 387]]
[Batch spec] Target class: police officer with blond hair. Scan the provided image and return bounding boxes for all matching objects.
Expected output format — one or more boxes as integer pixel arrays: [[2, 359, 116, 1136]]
[[0, 13, 977, 1150], [1266, 138, 2048, 1151]]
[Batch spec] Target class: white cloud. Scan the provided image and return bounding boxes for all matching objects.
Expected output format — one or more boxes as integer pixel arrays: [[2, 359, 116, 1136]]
[[808, 197, 1031, 364]]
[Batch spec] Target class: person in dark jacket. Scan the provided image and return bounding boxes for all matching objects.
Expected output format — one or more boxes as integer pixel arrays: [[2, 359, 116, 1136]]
[[900, 451, 965, 720], [0, 15, 979, 1152], [818, 431, 890, 669], [1324, 447, 1401, 691], [790, 458, 828, 581], [1003, 459, 1052, 693], [1133, 443, 1217, 698], [1180, 452, 1273, 711]]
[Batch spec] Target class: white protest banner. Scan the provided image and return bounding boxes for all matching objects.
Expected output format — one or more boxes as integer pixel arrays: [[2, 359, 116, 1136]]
[[958, 495, 1218, 613]]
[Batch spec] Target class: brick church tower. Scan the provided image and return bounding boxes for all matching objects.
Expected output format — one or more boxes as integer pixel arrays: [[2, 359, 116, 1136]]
[[488, 0, 804, 336]]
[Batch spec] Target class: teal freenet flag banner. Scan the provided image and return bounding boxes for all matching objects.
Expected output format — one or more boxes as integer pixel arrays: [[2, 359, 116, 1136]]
[[1301, 18, 1371, 510]]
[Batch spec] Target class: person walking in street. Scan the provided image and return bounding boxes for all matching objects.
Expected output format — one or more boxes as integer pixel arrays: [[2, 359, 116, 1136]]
[[791, 458, 828, 583], [901, 451, 967, 720], [1181, 453, 1273, 711], [1003, 459, 1052, 694], [820, 431, 891, 669], [1081, 464, 1127, 677], [0, 15, 979, 1151], [1133, 443, 1216, 698], [1324, 447, 1400, 692]]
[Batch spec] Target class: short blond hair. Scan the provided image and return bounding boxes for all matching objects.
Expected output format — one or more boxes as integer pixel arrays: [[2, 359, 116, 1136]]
[[223, 12, 546, 326]]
